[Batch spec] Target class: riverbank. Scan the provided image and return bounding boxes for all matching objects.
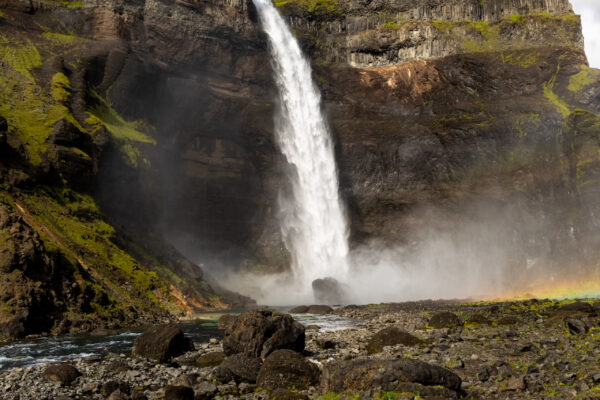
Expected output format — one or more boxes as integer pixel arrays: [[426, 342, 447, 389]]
[[1, 298, 599, 399]]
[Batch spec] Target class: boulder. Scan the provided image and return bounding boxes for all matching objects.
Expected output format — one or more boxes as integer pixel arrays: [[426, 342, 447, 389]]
[[193, 382, 217, 400], [466, 313, 490, 326], [320, 358, 461, 394], [306, 305, 333, 315], [270, 389, 310, 400], [497, 316, 519, 325], [288, 305, 309, 314], [257, 350, 320, 390], [215, 354, 263, 383], [42, 363, 81, 386], [218, 314, 238, 332], [101, 381, 130, 397], [164, 386, 194, 400], [565, 318, 588, 335], [428, 312, 461, 329], [196, 351, 226, 368], [367, 327, 422, 353], [221, 309, 305, 359], [558, 301, 593, 314], [132, 324, 194, 363], [312, 277, 349, 304]]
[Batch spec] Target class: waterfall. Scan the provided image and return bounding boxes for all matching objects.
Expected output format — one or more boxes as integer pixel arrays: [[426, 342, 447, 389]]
[[252, 0, 350, 299]]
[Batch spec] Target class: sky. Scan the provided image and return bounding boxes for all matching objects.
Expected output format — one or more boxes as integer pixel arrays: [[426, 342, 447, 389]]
[[571, 0, 600, 68]]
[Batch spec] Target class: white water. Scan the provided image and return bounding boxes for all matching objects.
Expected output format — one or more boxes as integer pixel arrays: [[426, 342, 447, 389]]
[[252, 0, 349, 300]]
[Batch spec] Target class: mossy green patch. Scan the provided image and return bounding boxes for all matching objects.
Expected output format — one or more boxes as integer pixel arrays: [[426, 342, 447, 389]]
[[275, 0, 344, 21], [501, 51, 539, 68], [0, 36, 42, 81], [42, 32, 85, 45], [568, 65, 600, 92], [44, 0, 83, 9], [51, 72, 71, 103], [86, 91, 155, 168]]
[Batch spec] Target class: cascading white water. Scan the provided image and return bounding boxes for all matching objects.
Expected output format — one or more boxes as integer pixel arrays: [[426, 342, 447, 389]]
[[252, 0, 349, 299]]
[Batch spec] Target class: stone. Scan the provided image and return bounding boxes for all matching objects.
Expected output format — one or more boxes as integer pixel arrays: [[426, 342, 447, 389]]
[[497, 316, 519, 325], [196, 351, 226, 368], [215, 354, 263, 383], [558, 301, 593, 314], [320, 358, 461, 394], [221, 309, 305, 359], [218, 314, 238, 332], [101, 381, 130, 397], [565, 318, 588, 335], [288, 306, 309, 314], [107, 390, 129, 400], [306, 305, 334, 315], [256, 350, 320, 390], [312, 277, 349, 304], [164, 385, 194, 400], [428, 312, 461, 329], [466, 313, 490, 326], [42, 363, 81, 386], [270, 389, 310, 400], [132, 324, 194, 363], [367, 327, 422, 353], [106, 361, 130, 372], [194, 381, 217, 400]]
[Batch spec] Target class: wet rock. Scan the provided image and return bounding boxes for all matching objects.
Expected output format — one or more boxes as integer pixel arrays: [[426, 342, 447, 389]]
[[557, 301, 593, 314], [218, 314, 238, 332], [316, 339, 336, 349], [497, 316, 519, 325], [306, 305, 334, 315], [196, 351, 226, 368], [466, 313, 490, 326], [305, 325, 320, 331], [221, 309, 305, 359], [215, 354, 263, 383], [270, 389, 310, 400], [107, 390, 129, 400], [106, 361, 130, 373], [164, 385, 194, 400], [367, 327, 422, 353], [428, 312, 461, 329], [320, 358, 461, 394], [132, 324, 194, 363], [42, 363, 81, 386], [101, 381, 130, 397], [193, 382, 217, 400], [257, 350, 320, 390], [288, 305, 309, 313], [565, 318, 588, 335], [312, 277, 349, 304]]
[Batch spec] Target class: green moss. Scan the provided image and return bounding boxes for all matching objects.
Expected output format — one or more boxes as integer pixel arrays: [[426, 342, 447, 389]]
[[51, 72, 71, 103], [275, 0, 344, 21], [568, 65, 600, 92], [432, 20, 454, 34], [381, 21, 399, 31], [44, 0, 83, 8], [0, 36, 42, 81], [501, 51, 539, 68], [42, 32, 84, 45], [86, 91, 155, 167], [543, 83, 571, 118]]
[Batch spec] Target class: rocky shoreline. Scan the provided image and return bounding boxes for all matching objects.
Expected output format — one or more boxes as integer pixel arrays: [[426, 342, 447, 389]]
[[1, 298, 600, 399]]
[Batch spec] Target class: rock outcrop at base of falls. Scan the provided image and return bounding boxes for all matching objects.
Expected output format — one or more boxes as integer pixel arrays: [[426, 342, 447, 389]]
[[0, 0, 599, 334]]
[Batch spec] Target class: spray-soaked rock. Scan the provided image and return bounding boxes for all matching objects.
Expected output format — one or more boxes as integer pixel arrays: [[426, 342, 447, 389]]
[[215, 354, 263, 383], [288, 305, 309, 313], [320, 358, 461, 394], [428, 311, 462, 329], [220, 309, 305, 359], [312, 277, 349, 305], [256, 349, 320, 390], [306, 305, 334, 314], [367, 327, 423, 353], [132, 324, 194, 363], [42, 363, 81, 386]]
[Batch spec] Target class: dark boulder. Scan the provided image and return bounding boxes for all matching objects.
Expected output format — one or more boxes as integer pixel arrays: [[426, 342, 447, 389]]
[[306, 305, 333, 315], [164, 385, 194, 400], [257, 349, 320, 390], [367, 327, 422, 353], [132, 324, 194, 363], [214, 353, 263, 383], [312, 277, 349, 304], [42, 363, 81, 386], [218, 314, 238, 332], [196, 351, 226, 368], [101, 381, 130, 397], [428, 312, 461, 329], [270, 389, 310, 400], [221, 309, 305, 359], [288, 305, 309, 314], [466, 313, 490, 326], [0, 115, 7, 147], [320, 358, 461, 394], [558, 301, 593, 314], [565, 318, 588, 335], [497, 316, 519, 325]]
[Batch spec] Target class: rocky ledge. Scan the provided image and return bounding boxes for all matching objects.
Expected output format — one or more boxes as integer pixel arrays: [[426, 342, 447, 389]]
[[2, 298, 600, 399]]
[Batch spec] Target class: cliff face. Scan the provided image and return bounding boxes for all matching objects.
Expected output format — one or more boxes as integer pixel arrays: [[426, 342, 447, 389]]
[[0, 0, 599, 336]]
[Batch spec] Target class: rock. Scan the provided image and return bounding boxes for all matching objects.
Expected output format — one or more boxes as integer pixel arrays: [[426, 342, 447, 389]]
[[305, 325, 320, 331], [221, 309, 305, 359], [497, 316, 519, 325], [256, 349, 320, 390], [0, 116, 7, 147], [316, 339, 336, 349], [130, 392, 148, 400], [101, 381, 130, 397], [306, 305, 334, 315], [367, 327, 422, 353], [466, 313, 490, 326], [164, 385, 194, 400], [196, 351, 226, 368], [565, 318, 588, 335], [312, 277, 349, 304], [106, 361, 130, 372], [288, 306, 309, 314], [428, 312, 461, 329], [215, 354, 263, 383], [132, 324, 194, 363], [218, 314, 238, 332], [320, 358, 461, 394], [42, 363, 81, 386], [558, 301, 593, 314], [107, 390, 129, 400], [270, 389, 310, 400], [193, 382, 217, 400]]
